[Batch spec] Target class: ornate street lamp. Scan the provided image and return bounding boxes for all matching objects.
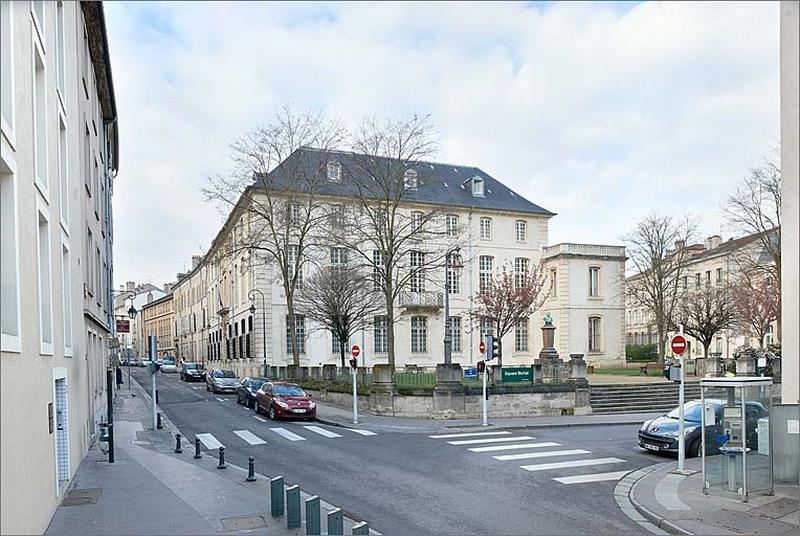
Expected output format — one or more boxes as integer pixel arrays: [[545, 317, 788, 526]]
[[126, 304, 137, 390], [248, 289, 268, 378]]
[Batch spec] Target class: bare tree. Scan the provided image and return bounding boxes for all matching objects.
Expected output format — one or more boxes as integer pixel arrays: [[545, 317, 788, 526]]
[[731, 274, 779, 348], [471, 264, 549, 368], [204, 105, 345, 367], [675, 284, 737, 358], [336, 115, 457, 372], [295, 265, 381, 367], [625, 214, 699, 362]]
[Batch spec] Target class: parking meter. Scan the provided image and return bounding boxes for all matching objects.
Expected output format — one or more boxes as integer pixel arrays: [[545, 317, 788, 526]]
[[723, 406, 743, 449]]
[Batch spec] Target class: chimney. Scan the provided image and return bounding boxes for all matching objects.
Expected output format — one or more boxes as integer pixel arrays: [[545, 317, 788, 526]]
[[126, 281, 135, 292], [191, 255, 202, 269], [705, 235, 722, 250], [147, 291, 154, 303], [163, 283, 173, 294]]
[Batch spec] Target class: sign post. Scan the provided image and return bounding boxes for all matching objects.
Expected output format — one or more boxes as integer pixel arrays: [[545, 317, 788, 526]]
[[350, 345, 360, 425], [480, 338, 488, 426], [670, 331, 690, 474]]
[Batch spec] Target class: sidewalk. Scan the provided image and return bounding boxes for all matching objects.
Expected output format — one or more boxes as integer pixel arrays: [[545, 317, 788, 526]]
[[618, 458, 799, 535], [315, 401, 662, 434], [46, 381, 373, 535]]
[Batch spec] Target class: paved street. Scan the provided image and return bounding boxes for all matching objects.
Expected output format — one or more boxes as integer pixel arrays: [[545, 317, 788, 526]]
[[131, 368, 663, 535]]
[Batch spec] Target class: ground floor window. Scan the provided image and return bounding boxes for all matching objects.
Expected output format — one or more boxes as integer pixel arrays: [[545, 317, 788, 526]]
[[374, 316, 388, 353], [286, 315, 306, 355], [411, 316, 427, 353], [515, 318, 529, 352], [588, 316, 602, 352], [449, 316, 461, 353]]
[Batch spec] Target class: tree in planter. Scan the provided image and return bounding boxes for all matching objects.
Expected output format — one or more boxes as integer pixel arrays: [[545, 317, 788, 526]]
[[294, 265, 381, 368], [730, 274, 779, 348], [204, 106, 345, 367], [625, 214, 699, 362], [471, 264, 549, 368], [674, 283, 737, 359]]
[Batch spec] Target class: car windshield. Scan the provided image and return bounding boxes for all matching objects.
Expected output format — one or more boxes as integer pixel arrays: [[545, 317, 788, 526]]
[[222, 370, 236, 378], [164, 359, 175, 365], [247, 379, 265, 389], [667, 401, 714, 422], [274, 385, 306, 397], [185, 363, 198, 370]]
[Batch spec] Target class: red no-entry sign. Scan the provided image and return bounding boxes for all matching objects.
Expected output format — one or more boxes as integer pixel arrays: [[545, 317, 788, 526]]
[[671, 335, 688, 355], [351, 345, 360, 358], [479, 340, 486, 354]]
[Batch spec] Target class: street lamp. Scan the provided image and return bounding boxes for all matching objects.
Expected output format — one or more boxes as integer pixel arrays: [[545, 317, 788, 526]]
[[248, 289, 268, 378], [443, 248, 463, 365], [127, 305, 137, 390]]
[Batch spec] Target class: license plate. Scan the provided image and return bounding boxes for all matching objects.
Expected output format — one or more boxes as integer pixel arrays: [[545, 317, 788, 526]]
[[292, 409, 306, 413], [643, 443, 660, 451]]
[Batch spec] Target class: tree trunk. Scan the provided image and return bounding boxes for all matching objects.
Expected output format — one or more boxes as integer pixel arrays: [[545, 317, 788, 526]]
[[285, 291, 300, 367], [340, 340, 346, 368], [703, 340, 710, 358]]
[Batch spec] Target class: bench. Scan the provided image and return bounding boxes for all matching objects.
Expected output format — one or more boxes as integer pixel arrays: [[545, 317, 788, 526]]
[[639, 362, 662, 376]]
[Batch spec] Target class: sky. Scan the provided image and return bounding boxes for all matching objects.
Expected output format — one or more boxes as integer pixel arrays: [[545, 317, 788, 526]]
[[105, 1, 780, 289]]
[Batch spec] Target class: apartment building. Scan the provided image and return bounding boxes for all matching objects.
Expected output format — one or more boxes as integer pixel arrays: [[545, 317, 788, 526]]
[[0, 2, 119, 533], [113, 281, 166, 362], [140, 292, 176, 358], [168, 148, 627, 376]]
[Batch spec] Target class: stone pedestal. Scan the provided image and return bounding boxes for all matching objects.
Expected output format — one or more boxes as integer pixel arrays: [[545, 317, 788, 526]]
[[569, 353, 587, 380], [322, 364, 337, 381], [706, 353, 721, 377], [433, 363, 465, 416], [736, 350, 757, 376], [538, 325, 559, 362], [369, 364, 396, 415]]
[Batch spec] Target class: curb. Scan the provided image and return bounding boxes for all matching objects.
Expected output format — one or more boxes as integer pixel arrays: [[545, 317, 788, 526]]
[[615, 462, 693, 536]]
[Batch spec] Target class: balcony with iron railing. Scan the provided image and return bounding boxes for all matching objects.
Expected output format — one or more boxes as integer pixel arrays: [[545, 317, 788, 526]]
[[542, 243, 626, 259], [398, 291, 444, 310]]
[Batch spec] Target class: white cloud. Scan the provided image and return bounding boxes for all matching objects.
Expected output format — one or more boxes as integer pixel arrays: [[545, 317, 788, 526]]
[[105, 0, 779, 288]]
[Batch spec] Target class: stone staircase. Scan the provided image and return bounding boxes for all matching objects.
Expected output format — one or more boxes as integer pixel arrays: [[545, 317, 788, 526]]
[[589, 381, 702, 415]]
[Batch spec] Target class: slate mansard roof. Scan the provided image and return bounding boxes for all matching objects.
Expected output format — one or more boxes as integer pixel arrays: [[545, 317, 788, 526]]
[[258, 147, 555, 217]]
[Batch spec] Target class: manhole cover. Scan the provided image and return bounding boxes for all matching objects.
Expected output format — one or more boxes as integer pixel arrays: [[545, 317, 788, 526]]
[[61, 488, 103, 506], [220, 515, 266, 532]]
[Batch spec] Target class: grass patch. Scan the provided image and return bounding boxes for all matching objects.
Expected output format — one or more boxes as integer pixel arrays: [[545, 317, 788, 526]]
[[592, 367, 643, 376]]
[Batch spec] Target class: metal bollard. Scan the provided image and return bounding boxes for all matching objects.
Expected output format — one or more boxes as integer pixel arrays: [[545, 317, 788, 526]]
[[327, 508, 343, 536], [286, 485, 301, 529], [217, 446, 226, 469], [246, 456, 256, 482], [270, 476, 285, 517], [193, 438, 202, 459], [156, 412, 163, 429], [305, 495, 320, 535], [351, 522, 369, 535], [174, 433, 183, 453]]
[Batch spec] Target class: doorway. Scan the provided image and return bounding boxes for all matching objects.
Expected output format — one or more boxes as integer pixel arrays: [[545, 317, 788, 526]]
[[53, 375, 70, 487]]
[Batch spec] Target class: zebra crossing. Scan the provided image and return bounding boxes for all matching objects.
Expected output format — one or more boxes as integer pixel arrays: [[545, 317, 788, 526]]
[[192, 423, 377, 450], [430, 430, 632, 485]]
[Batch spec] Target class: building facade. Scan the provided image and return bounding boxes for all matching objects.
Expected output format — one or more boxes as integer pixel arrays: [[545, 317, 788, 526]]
[[0, 2, 119, 533], [113, 281, 166, 363], [140, 293, 176, 358]]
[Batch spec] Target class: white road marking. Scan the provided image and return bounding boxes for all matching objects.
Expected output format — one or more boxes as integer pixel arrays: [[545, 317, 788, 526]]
[[233, 429, 267, 445], [192, 386, 199, 390], [430, 431, 512, 439], [302, 425, 342, 438], [447, 436, 535, 446], [253, 416, 268, 423], [469, 442, 560, 453], [347, 429, 377, 436], [216, 397, 226, 402], [553, 471, 631, 484], [196, 433, 224, 450], [520, 457, 625, 472], [270, 427, 306, 442], [493, 449, 591, 461]]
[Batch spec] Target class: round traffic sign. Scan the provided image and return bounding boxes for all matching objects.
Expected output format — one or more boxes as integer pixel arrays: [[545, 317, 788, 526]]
[[671, 335, 688, 355], [479, 340, 486, 354], [351, 345, 360, 358]]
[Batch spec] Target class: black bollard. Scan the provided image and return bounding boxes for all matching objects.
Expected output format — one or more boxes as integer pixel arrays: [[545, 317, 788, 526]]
[[246, 456, 256, 482], [157, 413, 163, 429], [193, 438, 202, 459], [156, 389, 159, 404], [217, 446, 227, 469], [174, 433, 183, 453]]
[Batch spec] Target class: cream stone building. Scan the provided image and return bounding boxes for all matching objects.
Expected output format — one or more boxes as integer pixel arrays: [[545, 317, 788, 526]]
[[140, 292, 176, 358], [169, 148, 626, 376], [0, 2, 119, 533], [113, 281, 166, 362]]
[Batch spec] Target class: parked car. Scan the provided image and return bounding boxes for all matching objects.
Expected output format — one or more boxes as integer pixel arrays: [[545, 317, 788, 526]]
[[206, 369, 239, 393], [237, 377, 268, 408], [255, 381, 316, 421], [638, 399, 768, 457], [180, 362, 205, 382], [142, 358, 152, 368], [161, 357, 178, 373]]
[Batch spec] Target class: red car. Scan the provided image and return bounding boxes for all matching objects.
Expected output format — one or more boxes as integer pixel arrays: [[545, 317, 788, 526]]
[[255, 381, 316, 421]]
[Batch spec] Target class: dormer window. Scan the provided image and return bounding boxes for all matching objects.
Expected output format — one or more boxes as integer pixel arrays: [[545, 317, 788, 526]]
[[327, 161, 341, 182], [471, 176, 484, 197], [404, 169, 418, 190]]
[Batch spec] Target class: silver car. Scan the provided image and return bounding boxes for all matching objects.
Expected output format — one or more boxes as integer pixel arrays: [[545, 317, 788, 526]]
[[206, 368, 239, 393], [160, 357, 178, 373]]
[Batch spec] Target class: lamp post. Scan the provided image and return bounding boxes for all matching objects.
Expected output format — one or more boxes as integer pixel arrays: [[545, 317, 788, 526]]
[[443, 248, 463, 365], [248, 289, 268, 378], [127, 305, 137, 390]]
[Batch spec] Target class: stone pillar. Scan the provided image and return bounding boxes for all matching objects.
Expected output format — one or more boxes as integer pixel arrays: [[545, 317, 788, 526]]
[[569, 353, 587, 380], [736, 349, 757, 377], [706, 353, 721, 377], [536, 316, 562, 383], [532, 363, 543, 384], [369, 364, 396, 415], [322, 364, 337, 381], [433, 363, 465, 417], [286, 365, 300, 380]]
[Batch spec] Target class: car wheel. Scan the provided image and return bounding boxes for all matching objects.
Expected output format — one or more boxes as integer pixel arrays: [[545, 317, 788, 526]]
[[248, 398, 255, 409], [268, 405, 277, 420], [688, 439, 702, 458], [206, 384, 210, 391]]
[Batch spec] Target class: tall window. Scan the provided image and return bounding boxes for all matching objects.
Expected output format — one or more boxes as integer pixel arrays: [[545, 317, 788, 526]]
[[410, 251, 425, 292], [374, 316, 388, 353], [588, 316, 602, 352], [62, 241, 72, 355], [332, 331, 344, 354], [695, 273, 701, 289], [411, 316, 427, 353], [480, 318, 494, 340], [58, 118, 69, 227], [404, 169, 418, 190], [515, 318, 529, 352], [56, 1, 66, 96], [480, 217, 492, 240], [93, 157, 100, 217], [446, 214, 458, 237], [449, 316, 462, 353], [372, 250, 383, 291], [330, 247, 347, 269], [329, 204, 344, 227], [327, 161, 341, 182], [0, 170, 20, 350], [589, 267, 600, 297], [479, 255, 493, 292], [411, 211, 423, 231], [288, 202, 301, 225], [705, 270, 711, 286], [514, 258, 529, 289], [716, 268, 724, 285], [38, 210, 53, 352], [0, 0, 14, 137], [549, 268, 557, 297], [286, 315, 306, 355], [447, 253, 461, 294], [84, 125, 91, 194], [515, 220, 527, 242], [34, 45, 48, 194], [288, 245, 302, 287], [765, 325, 774, 346]]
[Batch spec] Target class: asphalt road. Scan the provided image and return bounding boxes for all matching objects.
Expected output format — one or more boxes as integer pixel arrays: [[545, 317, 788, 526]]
[[130, 368, 663, 535]]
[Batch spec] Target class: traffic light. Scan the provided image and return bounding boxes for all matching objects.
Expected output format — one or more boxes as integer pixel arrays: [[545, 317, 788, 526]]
[[349, 357, 357, 369], [486, 335, 501, 361], [477, 360, 486, 373]]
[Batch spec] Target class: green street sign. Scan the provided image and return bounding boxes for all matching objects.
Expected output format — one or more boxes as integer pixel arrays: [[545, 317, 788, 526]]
[[501, 367, 532, 383]]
